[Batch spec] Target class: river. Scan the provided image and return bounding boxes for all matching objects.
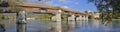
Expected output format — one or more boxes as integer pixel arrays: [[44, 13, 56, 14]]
[[0, 20, 120, 32]]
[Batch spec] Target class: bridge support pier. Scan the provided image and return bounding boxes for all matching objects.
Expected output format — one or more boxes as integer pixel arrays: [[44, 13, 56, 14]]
[[82, 16, 88, 20], [76, 16, 82, 21], [17, 11, 27, 24], [81, 16, 85, 20], [67, 15, 75, 21], [85, 16, 88, 20], [75, 16, 88, 21], [16, 11, 27, 32], [51, 9, 61, 22]]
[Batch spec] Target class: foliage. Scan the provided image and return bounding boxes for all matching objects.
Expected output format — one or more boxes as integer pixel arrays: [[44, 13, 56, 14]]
[[88, 0, 120, 20], [0, 0, 24, 13], [0, 13, 4, 19], [36, 14, 52, 19], [0, 8, 3, 19], [61, 15, 67, 20], [0, 13, 2, 19], [107, 13, 112, 20], [8, 0, 23, 13], [36, 14, 68, 20], [88, 15, 94, 19], [0, 9, 3, 13]]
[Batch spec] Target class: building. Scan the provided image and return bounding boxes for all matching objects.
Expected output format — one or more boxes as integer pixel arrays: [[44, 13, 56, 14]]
[[89, 12, 100, 19]]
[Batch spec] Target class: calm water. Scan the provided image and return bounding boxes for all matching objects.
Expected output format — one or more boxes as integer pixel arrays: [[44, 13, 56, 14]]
[[0, 20, 120, 32]]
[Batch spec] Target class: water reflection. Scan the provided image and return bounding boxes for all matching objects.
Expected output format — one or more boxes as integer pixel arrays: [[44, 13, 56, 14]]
[[75, 20, 83, 28], [102, 20, 120, 32], [92, 20, 101, 28], [112, 20, 120, 28], [17, 24, 27, 32], [75, 20, 88, 28], [1, 20, 120, 32], [67, 21, 75, 30], [0, 24, 5, 32], [49, 21, 62, 32]]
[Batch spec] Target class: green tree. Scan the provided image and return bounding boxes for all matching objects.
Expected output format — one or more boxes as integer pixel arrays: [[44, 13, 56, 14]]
[[0, 0, 24, 12], [8, 0, 24, 13], [0, 13, 2, 19], [88, 0, 120, 20], [37, 14, 52, 19], [61, 15, 67, 20], [88, 15, 94, 19]]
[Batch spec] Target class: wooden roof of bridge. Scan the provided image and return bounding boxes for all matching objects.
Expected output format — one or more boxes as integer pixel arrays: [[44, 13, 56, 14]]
[[15, 2, 77, 13]]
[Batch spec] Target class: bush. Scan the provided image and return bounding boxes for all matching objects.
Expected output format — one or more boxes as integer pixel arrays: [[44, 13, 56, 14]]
[[36, 14, 52, 20], [88, 15, 94, 19], [0, 13, 3, 19], [61, 15, 67, 20]]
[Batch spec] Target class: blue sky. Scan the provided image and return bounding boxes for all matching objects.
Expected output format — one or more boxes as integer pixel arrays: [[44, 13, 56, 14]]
[[27, 0, 97, 12]]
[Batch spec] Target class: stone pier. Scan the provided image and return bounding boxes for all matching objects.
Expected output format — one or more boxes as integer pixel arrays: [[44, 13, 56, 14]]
[[67, 15, 75, 21], [16, 11, 27, 32], [82, 16, 88, 20], [17, 11, 27, 24], [75, 15, 88, 21], [81, 16, 86, 20], [51, 9, 61, 22], [76, 16, 82, 21], [85, 16, 88, 20]]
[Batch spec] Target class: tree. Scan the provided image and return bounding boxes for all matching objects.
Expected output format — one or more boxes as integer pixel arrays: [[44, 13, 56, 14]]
[[8, 0, 25, 13], [88, 15, 94, 19], [88, 0, 120, 20], [61, 15, 67, 20], [0, 13, 2, 19], [37, 14, 52, 19]]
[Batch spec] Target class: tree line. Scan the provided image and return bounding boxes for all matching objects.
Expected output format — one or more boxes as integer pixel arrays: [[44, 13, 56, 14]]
[[88, 0, 120, 20]]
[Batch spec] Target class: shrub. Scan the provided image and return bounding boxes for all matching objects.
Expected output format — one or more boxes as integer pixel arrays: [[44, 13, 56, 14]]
[[0, 13, 3, 19], [36, 14, 52, 20], [88, 15, 94, 19]]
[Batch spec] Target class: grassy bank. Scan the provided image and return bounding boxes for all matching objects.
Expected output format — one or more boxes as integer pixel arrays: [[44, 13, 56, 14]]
[[0, 13, 68, 21], [0, 13, 16, 20], [0, 13, 3, 20], [0, 13, 52, 20]]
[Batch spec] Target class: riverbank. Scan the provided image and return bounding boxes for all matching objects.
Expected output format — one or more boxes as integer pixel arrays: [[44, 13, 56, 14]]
[[1, 13, 120, 21], [0, 13, 52, 20]]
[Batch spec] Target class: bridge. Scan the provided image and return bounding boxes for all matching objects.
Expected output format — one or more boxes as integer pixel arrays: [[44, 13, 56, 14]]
[[0, 1, 89, 32], [0, 2, 88, 22]]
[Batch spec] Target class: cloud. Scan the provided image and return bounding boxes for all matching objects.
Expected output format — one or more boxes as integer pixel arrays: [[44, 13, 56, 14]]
[[44, 1, 52, 4], [62, 6, 69, 8], [59, 0, 67, 2], [58, 0, 71, 4]]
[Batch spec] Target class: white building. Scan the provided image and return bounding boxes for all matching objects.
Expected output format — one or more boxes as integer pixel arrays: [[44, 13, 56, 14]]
[[89, 12, 100, 19]]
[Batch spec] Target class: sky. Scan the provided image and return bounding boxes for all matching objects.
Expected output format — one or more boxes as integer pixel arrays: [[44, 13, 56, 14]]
[[26, 0, 97, 12]]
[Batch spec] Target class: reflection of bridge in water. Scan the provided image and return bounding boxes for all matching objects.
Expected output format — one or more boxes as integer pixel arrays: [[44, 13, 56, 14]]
[[16, 20, 89, 32], [2, 19, 119, 32]]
